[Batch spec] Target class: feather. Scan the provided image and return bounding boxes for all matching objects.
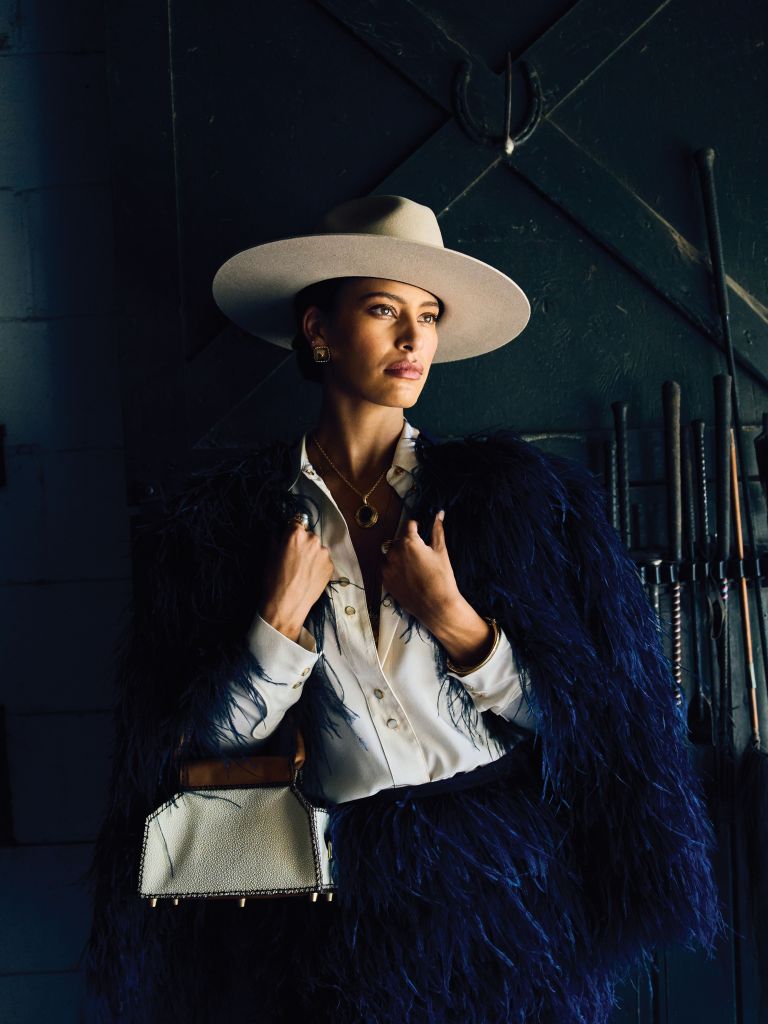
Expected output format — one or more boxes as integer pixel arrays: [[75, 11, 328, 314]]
[[408, 427, 727, 970], [81, 426, 726, 1022]]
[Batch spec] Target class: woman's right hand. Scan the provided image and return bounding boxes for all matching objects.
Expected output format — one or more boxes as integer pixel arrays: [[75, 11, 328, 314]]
[[256, 520, 335, 642]]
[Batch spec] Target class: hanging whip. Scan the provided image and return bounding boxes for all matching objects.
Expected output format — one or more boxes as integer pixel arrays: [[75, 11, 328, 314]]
[[695, 146, 768, 1018]]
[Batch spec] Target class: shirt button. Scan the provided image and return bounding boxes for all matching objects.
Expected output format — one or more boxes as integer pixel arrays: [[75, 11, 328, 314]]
[[382, 597, 392, 608], [345, 605, 356, 616], [339, 577, 350, 587], [386, 718, 399, 729], [373, 688, 384, 699], [292, 680, 302, 689], [300, 667, 310, 677]]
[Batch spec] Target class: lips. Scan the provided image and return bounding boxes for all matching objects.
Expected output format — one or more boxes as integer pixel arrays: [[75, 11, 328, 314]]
[[384, 362, 422, 379]]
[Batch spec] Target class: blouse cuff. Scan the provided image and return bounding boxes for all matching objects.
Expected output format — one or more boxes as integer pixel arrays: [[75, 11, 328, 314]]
[[246, 611, 320, 693], [453, 626, 536, 730]]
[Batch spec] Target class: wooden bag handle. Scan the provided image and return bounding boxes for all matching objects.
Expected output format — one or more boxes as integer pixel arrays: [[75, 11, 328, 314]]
[[174, 708, 306, 789]]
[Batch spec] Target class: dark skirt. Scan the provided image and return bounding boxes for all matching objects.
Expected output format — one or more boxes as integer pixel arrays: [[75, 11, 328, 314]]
[[124, 737, 636, 1024]]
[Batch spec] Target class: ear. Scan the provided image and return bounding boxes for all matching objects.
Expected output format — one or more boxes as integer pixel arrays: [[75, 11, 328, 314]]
[[302, 305, 325, 346]]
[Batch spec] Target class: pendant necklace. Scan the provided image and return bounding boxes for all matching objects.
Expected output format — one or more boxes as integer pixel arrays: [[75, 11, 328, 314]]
[[311, 433, 389, 529]]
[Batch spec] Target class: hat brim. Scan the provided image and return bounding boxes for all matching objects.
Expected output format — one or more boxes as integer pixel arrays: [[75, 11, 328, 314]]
[[211, 233, 530, 364]]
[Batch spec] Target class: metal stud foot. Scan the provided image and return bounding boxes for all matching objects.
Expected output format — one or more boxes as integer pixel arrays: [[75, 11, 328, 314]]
[[238, 898, 246, 908], [310, 891, 319, 902], [148, 898, 158, 907], [325, 891, 334, 902], [172, 898, 179, 906]]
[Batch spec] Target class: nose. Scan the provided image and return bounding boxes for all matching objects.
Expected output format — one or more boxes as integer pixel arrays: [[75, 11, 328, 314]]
[[397, 311, 426, 350]]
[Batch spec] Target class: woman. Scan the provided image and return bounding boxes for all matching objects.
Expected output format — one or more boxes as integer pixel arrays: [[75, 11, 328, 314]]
[[212, 273, 538, 801], [85, 196, 725, 1024]]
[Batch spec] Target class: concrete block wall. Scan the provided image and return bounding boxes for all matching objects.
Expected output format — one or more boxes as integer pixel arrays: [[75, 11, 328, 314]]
[[0, 2, 131, 1019]]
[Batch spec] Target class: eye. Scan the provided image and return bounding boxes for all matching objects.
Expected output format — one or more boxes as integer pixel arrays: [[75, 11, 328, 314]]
[[370, 304, 439, 325]]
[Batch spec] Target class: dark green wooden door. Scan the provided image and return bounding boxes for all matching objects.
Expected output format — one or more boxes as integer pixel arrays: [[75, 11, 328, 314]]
[[106, 1, 767, 1019]]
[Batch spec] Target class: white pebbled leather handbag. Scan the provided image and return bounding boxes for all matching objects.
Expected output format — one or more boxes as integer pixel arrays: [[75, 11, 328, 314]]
[[138, 711, 336, 907]]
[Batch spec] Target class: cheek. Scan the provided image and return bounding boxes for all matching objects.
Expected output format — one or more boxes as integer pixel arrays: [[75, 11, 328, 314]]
[[349, 316, 384, 347], [330, 319, 380, 364], [423, 335, 439, 367]]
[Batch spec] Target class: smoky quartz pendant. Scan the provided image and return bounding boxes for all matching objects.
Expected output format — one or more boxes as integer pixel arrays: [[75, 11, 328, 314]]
[[354, 502, 379, 528]]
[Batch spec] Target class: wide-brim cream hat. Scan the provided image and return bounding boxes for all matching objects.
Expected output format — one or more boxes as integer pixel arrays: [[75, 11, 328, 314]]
[[211, 195, 531, 363]]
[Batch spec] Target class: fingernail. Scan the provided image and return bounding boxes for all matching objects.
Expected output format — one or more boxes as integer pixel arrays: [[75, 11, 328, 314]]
[[437, 509, 445, 521]]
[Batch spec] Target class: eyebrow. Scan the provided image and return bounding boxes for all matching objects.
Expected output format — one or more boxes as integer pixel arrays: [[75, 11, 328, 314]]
[[357, 290, 440, 310]]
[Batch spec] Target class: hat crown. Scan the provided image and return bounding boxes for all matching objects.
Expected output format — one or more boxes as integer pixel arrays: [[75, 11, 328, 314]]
[[314, 195, 444, 248]]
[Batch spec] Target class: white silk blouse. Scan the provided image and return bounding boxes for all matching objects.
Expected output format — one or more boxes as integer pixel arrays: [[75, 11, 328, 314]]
[[211, 417, 536, 804]]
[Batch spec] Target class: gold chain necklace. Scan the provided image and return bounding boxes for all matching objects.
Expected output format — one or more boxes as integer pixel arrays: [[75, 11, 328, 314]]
[[310, 429, 400, 529]]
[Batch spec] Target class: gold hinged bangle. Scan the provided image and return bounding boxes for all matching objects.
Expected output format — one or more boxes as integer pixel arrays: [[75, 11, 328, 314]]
[[446, 616, 500, 677]]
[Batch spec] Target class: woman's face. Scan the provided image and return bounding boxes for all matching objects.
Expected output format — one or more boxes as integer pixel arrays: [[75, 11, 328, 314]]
[[304, 277, 441, 407]]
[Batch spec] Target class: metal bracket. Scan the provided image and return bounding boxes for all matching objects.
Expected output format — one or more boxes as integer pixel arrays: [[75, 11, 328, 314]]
[[635, 554, 768, 586]]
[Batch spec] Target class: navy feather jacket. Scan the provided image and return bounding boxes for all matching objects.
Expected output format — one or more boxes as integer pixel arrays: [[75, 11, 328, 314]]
[[83, 425, 726, 1021]]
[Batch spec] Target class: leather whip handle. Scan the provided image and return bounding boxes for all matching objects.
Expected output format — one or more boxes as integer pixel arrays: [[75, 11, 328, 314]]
[[754, 412, 768, 536], [662, 381, 682, 564], [611, 400, 631, 548], [713, 374, 732, 565]]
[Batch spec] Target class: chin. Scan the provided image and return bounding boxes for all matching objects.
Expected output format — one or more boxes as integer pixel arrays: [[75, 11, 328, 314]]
[[367, 392, 421, 410], [382, 381, 424, 400]]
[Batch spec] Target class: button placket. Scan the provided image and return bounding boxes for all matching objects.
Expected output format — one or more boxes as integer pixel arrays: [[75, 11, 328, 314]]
[[300, 443, 430, 780], [360, 671, 404, 736], [373, 680, 414, 742]]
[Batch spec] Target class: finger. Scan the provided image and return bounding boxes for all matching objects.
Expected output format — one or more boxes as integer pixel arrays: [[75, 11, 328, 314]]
[[288, 512, 311, 531], [403, 518, 420, 540], [392, 516, 410, 542], [431, 509, 446, 549]]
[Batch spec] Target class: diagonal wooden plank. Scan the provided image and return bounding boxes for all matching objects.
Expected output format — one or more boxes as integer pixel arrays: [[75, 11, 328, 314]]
[[316, 0, 675, 123], [186, 323, 291, 446], [316, 0, 768, 385], [508, 120, 768, 386]]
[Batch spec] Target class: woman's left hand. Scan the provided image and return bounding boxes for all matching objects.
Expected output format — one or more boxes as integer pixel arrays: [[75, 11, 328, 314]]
[[379, 511, 462, 629]]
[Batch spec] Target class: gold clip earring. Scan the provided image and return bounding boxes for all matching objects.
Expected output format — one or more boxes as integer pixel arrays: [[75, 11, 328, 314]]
[[312, 344, 330, 363]]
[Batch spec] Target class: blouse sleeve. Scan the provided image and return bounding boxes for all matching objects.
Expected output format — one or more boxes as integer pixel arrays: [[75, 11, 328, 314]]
[[211, 612, 320, 753]]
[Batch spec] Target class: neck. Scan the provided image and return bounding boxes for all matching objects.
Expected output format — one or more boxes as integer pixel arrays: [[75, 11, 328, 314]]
[[310, 402, 407, 483]]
